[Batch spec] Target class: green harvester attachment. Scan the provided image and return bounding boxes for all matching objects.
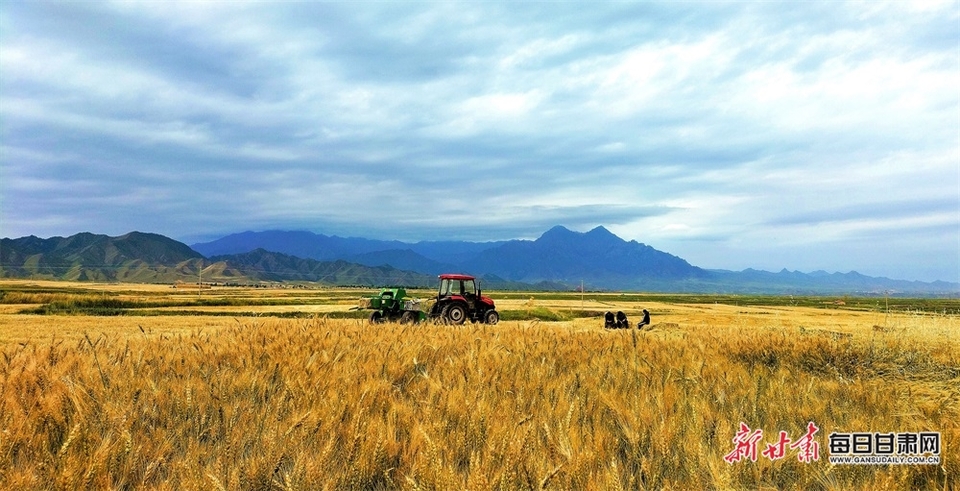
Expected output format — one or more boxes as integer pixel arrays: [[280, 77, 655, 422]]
[[356, 287, 427, 324]]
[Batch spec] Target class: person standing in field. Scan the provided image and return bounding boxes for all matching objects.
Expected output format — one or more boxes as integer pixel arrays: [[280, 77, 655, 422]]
[[637, 309, 650, 329]]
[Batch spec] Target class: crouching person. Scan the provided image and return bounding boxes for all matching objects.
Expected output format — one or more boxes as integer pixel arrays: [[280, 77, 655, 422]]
[[616, 311, 630, 329], [604, 311, 617, 329]]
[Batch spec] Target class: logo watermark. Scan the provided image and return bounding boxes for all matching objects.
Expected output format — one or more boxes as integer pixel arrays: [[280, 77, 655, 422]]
[[724, 422, 942, 466], [724, 421, 820, 464], [827, 431, 941, 465]]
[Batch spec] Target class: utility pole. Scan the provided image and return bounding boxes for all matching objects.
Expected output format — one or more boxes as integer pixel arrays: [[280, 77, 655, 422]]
[[884, 290, 889, 326], [198, 260, 202, 299]]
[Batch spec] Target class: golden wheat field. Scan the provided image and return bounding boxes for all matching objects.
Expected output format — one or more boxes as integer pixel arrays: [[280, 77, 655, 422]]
[[1, 280, 958, 490]]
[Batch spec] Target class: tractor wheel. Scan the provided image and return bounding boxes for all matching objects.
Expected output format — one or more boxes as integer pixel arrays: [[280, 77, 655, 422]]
[[443, 303, 467, 325], [400, 311, 418, 325], [484, 310, 500, 325], [368, 311, 385, 324]]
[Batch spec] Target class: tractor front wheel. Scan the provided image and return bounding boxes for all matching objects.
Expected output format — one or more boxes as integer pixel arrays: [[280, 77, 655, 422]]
[[443, 303, 467, 325], [484, 310, 500, 325]]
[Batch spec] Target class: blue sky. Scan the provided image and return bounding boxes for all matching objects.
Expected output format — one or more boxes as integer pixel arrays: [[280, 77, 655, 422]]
[[1, 1, 958, 282]]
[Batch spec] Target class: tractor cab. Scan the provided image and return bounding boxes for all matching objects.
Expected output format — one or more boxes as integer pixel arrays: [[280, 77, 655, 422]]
[[439, 275, 476, 305]]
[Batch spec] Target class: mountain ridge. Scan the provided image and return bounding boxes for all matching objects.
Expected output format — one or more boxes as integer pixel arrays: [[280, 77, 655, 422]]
[[190, 225, 960, 294], [2, 228, 957, 295]]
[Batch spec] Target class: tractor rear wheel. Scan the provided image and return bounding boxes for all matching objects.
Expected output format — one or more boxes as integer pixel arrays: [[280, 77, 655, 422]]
[[443, 303, 467, 325]]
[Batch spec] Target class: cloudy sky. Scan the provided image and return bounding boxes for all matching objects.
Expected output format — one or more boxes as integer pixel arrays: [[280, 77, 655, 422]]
[[1, 1, 958, 282]]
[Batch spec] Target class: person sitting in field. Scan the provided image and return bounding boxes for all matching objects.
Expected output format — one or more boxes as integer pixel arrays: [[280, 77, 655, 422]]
[[604, 311, 617, 329], [616, 311, 629, 329], [637, 309, 650, 329]]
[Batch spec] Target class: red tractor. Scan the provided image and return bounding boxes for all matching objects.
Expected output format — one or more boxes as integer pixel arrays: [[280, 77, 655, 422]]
[[428, 273, 499, 325]]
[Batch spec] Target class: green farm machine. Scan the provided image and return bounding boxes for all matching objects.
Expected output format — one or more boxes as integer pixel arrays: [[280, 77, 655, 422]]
[[356, 274, 499, 325], [356, 287, 427, 324]]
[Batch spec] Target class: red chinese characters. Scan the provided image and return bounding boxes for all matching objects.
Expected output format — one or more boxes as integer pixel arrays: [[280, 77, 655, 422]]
[[725, 421, 821, 464], [724, 422, 764, 463]]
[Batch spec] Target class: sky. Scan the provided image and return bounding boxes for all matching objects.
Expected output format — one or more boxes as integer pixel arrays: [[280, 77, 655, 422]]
[[1, 1, 958, 283]]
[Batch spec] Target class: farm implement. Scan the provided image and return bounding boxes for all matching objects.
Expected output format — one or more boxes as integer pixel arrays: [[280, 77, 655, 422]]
[[356, 273, 499, 325], [355, 287, 427, 324]]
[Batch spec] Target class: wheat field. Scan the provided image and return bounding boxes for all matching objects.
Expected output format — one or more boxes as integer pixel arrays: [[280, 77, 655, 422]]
[[1, 282, 957, 489]]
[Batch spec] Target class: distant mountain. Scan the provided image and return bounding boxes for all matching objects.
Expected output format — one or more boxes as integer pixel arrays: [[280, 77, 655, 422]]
[[191, 230, 337, 258], [347, 249, 456, 276], [703, 268, 960, 296], [0, 233, 441, 287], [3, 229, 958, 295], [406, 240, 510, 265], [207, 249, 436, 286], [0, 233, 519, 289], [187, 226, 959, 295], [464, 225, 706, 289], [190, 226, 705, 290], [196, 249, 565, 290], [191, 230, 506, 263], [0, 232, 203, 282]]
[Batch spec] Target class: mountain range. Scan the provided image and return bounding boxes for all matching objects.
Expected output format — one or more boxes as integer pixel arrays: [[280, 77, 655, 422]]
[[2, 227, 957, 295]]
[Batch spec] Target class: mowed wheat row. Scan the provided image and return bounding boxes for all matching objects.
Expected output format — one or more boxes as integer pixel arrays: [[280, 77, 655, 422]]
[[1, 312, 957, 489]]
